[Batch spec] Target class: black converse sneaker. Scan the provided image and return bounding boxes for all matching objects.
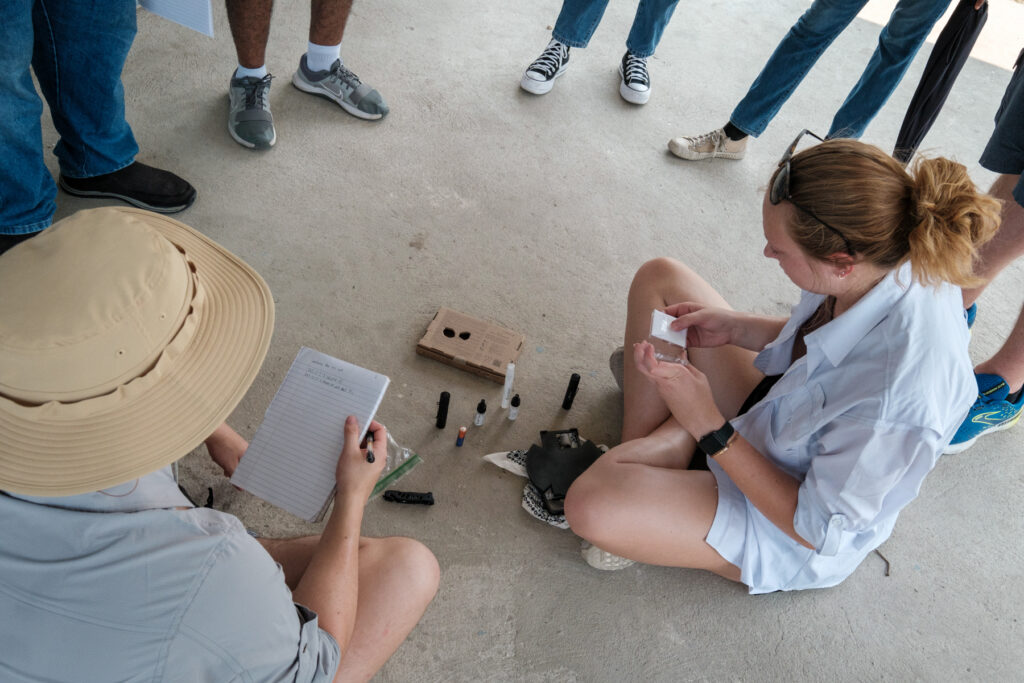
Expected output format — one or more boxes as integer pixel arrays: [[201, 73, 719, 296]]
[[618, 51, 650, 105], [520, 39, 570, 95]]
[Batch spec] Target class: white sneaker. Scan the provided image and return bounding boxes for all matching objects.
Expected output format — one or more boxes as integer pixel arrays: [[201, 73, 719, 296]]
[[521, 39, 570, 95], [581, 541, 636, 570], [668, 128, 747, 161]]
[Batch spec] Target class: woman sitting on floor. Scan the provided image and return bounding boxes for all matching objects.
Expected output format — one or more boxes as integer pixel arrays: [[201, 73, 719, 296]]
[[564, 133, 999, 592]]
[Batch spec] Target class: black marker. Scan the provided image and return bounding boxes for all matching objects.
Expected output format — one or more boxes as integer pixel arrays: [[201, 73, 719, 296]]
[[562, 373, 580, 410], [436, 391, 450, 429], [366, 434, 375, 463]]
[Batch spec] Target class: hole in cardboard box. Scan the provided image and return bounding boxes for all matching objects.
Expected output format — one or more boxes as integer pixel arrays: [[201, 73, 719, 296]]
[[443, 328, 455, 338], [459, 331, 471, 340]]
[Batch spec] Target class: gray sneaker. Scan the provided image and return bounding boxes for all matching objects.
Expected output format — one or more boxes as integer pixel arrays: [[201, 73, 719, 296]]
[[291, 56, 389, 120], [228, 74, 276, 149]]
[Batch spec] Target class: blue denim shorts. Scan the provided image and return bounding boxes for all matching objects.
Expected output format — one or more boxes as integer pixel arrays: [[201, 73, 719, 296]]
[[980, 47, 1024, 206]]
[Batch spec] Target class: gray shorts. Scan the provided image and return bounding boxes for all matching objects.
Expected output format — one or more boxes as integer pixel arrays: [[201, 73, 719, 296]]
[[979, 47, 1024, 207]]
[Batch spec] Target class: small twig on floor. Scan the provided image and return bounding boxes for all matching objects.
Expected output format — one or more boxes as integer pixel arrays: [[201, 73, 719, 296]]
[[874, 548, 891, 577]]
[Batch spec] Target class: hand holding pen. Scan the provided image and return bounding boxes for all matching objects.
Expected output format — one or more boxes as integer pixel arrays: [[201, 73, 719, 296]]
[[336, 416, 387, 501]]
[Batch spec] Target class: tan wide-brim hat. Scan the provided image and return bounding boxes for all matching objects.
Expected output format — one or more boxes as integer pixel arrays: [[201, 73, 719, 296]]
[[0, 207, 274, 496]]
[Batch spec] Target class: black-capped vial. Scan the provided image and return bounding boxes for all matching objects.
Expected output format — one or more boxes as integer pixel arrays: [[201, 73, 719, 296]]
[[474, 399, 487, 426], [508, 394, 520, 421]]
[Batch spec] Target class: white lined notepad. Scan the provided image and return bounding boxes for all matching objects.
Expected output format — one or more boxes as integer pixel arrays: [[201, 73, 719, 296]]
[[231, 347, 390, 522]]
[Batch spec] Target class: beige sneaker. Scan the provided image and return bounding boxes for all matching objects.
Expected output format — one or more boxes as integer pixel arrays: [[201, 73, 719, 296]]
[[668, 128, 747, 161], [581, 541, 636, 570]]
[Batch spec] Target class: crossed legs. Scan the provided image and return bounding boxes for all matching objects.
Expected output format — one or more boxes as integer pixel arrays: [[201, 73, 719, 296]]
[[564, 257, 763, 580], [259, 534, 439, 683], [206, 424, 439, 682]]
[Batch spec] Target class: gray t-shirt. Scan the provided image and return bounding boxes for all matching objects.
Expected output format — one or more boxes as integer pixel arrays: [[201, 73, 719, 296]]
[[0, 467, 339, 682]]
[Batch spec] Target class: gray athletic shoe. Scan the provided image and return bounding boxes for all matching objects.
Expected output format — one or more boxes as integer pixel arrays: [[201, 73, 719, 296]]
[[291, 56, 389, 120], [228, 74, 276, 149]]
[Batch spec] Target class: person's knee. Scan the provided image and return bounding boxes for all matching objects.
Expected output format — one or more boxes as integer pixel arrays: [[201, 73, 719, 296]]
[[376, 537, 440, 604], [564, 470, 609, 542], [631, 256, 686, 293]]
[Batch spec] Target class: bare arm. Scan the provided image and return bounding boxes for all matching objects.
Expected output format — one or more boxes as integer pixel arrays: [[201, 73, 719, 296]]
[[707, 434, 812, 549], [633, 343, 812, 548], [664, 302, 787, 352], [290, 417, 386, 658]]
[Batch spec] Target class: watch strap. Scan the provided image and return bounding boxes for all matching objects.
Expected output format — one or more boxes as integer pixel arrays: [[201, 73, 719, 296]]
[[697, 421, 736, 458]]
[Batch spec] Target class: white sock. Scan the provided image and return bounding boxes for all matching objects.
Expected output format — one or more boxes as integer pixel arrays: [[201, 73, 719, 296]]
[[305, 41, 341, 72], [234, 64, 268, 79]]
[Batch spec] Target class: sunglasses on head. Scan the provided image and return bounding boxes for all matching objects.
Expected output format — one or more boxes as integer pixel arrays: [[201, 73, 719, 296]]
[[770, 129, 855, 255]]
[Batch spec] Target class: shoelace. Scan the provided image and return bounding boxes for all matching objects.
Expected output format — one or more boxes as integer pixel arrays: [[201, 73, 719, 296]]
[[243, 74, 273, 109], [688, 129, 726, 147], [529, 41, 567, 77], [622, 53, 649, 86], [330, 61, 362, 85]]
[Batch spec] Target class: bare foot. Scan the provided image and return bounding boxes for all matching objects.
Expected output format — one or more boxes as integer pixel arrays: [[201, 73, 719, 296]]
[[205, 423, 249, 478]]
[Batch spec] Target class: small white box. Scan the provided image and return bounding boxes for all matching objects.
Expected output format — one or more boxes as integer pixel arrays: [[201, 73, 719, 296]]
[[650, 309, 688, 348]]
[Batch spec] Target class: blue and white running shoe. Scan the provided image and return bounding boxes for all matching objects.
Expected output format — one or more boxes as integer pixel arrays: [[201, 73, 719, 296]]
[[945, 373, 1024, 454]]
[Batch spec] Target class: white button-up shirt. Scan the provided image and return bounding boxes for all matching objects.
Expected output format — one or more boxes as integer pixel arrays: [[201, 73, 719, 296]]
[[709, 263, 974, 592]]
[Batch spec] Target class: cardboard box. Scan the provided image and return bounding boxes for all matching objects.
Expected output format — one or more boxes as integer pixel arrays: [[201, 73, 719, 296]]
[[416, 308, 524, 384]]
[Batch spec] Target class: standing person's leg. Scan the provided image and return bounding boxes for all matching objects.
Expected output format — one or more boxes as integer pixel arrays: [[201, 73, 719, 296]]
[[670, 0, 866, 160], [34, 0, 195, 212], [729, 0, 868, 137], [617, 0, 681, 104], [827, 0, 951, 139], [0, 0, 54, 241], [291, 0, 389, 120], [226, 0, 274, 71], [946, 50, 1024, 453], [260, 535, 439, 681], [225, 0, 276, 148], [520, 0, 609, 95]]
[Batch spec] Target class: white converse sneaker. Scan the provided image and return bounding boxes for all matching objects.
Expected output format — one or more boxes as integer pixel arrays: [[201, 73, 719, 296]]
[[581, 541, 636, 570], [668, 128, 747, 161], [521, 39, 570, 95]]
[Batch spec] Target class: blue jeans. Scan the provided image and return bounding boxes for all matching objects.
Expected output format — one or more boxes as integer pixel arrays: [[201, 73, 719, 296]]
[[0, 0, 139, 234], [552, 0, 681, 58], [729, 0, 951, 139]]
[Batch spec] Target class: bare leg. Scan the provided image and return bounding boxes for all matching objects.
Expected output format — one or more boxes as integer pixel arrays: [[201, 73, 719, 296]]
[[621, 257, 763, 441], [260, 535, 439, 682], [963, 174, 1024, 392], [204, 423, 248, 477], [564, 257, 767, 579], [963, 174, 1024, 307], [226, 0, 274, 69], [565, 419, 741, 581], [309, 0, 354, 46]]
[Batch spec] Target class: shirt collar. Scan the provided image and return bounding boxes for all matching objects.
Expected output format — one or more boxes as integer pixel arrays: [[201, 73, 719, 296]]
[[4, 466, 193, 513], [805, 262, 914, 372]]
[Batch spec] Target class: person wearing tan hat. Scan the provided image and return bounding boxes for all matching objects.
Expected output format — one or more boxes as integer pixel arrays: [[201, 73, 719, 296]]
[[0, 207, 439, 681]]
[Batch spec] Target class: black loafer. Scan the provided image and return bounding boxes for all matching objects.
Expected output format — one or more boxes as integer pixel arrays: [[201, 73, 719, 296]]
[[59, 161, 197, 214]]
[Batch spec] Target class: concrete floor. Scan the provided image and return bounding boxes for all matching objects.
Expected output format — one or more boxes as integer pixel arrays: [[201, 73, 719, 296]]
[[40, 0, 1022, 680]]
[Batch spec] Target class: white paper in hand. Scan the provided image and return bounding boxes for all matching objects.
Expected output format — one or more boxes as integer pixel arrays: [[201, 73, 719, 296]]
[[650, 309, 688, 348], [230, 347, 389, 522]]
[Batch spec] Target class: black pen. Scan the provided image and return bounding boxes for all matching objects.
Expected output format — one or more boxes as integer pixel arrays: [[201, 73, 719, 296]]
[[366, 434, 375, 463]]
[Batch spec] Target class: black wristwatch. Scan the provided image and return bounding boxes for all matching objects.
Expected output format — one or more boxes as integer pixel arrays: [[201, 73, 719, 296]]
[[697, 421, 737, 459]]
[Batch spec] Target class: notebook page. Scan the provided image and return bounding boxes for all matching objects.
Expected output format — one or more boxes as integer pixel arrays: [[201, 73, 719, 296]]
[[231, 347, 390, 521]]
